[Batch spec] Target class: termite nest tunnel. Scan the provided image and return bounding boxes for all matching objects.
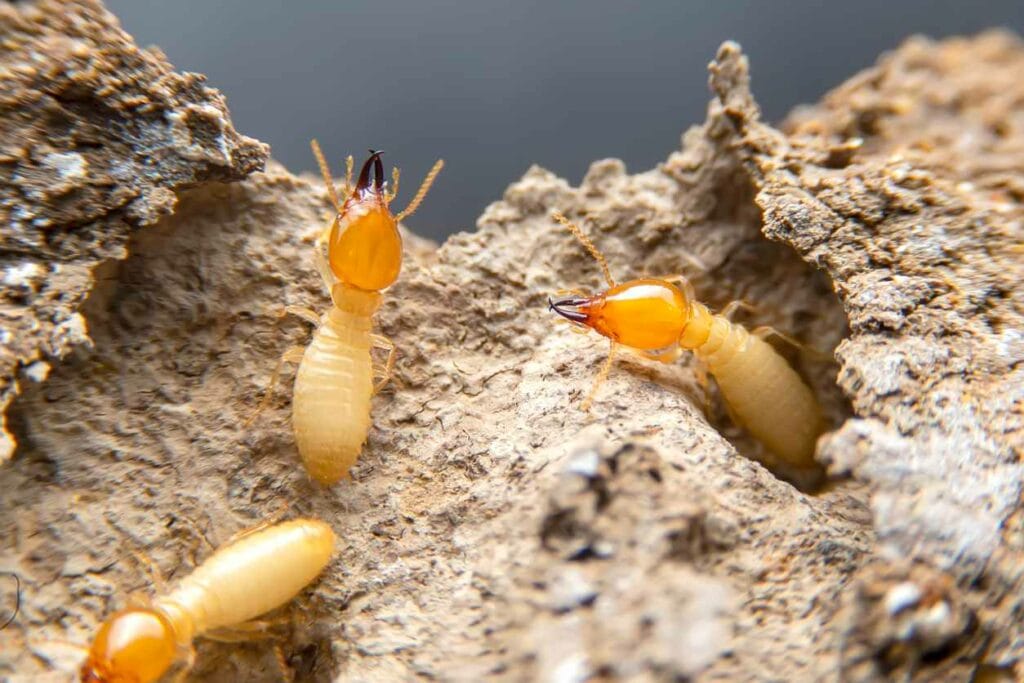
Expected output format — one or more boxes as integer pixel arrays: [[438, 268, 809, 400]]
[[539, 142, 851, 491], [684, 169, 852, 488], [6, 15, 1024, 680]]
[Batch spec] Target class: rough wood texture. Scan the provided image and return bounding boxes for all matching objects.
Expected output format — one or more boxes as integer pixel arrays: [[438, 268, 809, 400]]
[[0, 8, 1021, 683], [718, 33, 1024, 679], [0, 0, 268, 461]]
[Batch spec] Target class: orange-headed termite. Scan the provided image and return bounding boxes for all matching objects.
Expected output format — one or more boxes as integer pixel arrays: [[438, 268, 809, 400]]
[[547, 212, 826, 468], [260, 142, 443, 484], [79, 518, 336, 683]]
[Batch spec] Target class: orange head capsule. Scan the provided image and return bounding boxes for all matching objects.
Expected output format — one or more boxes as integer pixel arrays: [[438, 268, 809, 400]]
[[549, 278, 692, 350], [80, 608, 178, 683], [328, 150, 402, 292]]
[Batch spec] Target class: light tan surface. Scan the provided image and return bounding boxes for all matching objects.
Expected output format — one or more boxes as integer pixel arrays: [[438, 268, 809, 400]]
[[0, 0, 267, 463], [1, 21, 1023, 683]]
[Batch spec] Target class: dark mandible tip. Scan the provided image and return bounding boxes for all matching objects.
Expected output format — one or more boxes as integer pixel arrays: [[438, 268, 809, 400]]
[[356, 149, 387, 193], [548, 296, 589, 323]]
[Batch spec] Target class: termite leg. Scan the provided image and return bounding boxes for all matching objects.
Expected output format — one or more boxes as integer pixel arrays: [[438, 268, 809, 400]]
[[275, 643, 295, 683], [283, 305, 320, 328], [170, 645, 197, 683], [692, 361, 713, 417], [316, 214, 339, 251], [312, 234, 335, 292], [636, 345, 684, 364], [204, 613, 291, 643], [219, 503, 291, 549], [204, 624, 296, 681], [125, 591, 153, 610], [721, 301, 831, 359], [751, 325, 830, 361], [104, 523, 166, 594], [719, 392, 747, 436], [720, 299, 757, 321], [581, 342, 618, 411], [632, 345, 708, 411], [372, 369, 394, 393], [680, 251, 710, 273], [662, 273, 697, 305], [370, 333, 397, 393], [245, 346, 306, 428], [202, 629, 260, 644], [176, 515, 217, 560], [129, 550, 167, 594]]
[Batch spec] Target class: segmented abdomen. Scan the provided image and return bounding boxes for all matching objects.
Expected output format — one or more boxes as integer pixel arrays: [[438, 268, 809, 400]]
[[696, 315, 824, 467], [291, 308, 374, 484], [159, 519, 335, 634]]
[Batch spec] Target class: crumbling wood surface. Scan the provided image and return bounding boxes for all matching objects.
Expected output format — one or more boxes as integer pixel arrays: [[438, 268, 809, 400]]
[[0, 0, 268, 462], [0, 5, 1022, 682]]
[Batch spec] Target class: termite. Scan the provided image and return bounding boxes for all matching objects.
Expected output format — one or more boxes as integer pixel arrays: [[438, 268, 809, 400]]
[[261, 142, 443, 484], [547, 212, 826, 468], [80, 518, 336, 683]]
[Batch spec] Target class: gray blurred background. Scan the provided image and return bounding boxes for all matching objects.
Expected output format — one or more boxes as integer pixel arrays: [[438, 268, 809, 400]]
[[106, 1, 1023, 241]]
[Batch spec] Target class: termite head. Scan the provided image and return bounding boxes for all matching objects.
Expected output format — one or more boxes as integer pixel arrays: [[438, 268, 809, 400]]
[[80, 608, 177, 683], [550, 278, 691, 350], [329, 149, 402, 292]]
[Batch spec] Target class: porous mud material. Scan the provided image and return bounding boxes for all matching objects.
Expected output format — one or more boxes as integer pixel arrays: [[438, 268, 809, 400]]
[[0, 6, 1022, 682], [0, 0, 267, 461], [713, 34, 1024, 680]]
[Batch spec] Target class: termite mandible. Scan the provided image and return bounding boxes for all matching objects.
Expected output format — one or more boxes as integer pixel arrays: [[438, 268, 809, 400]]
[[547, 211, 826, 469], [259, 142, 443, 484], [80, 518, 336, 683]]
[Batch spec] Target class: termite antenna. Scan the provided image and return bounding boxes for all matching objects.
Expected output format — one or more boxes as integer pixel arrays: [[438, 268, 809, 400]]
[[396, 159, 445, 222], [552, 211, 616, 288], [0, 571, 19, 630], [310, 139, 343, 213], [582, 342, 617, 411], [388, 166, 401, 202], [345, 155, 354, 194]]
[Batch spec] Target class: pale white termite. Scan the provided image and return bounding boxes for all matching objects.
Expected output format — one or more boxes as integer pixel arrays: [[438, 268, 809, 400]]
[[80, 518, 336, 683], [547, 212, 826, 468], [263, 142, 443, 484]]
